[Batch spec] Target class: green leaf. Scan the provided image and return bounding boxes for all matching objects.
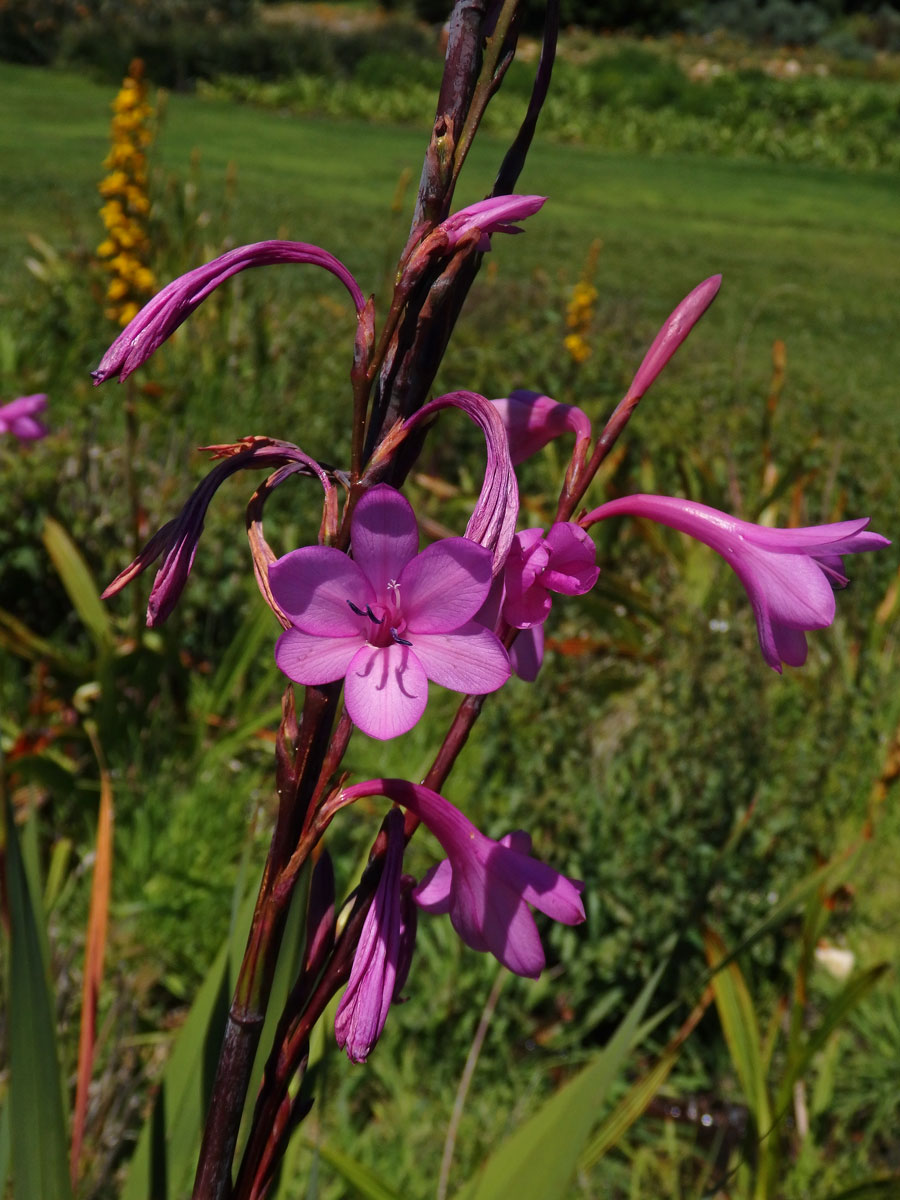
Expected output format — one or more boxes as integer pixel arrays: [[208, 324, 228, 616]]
[[42, 517, 113, 654], [824, 1182, 900, 1200], [452, 962, 666, 1200], [312, 1140, 405, 1200], [1, 795, 73, 1200], [122, 886, 256, 1200]]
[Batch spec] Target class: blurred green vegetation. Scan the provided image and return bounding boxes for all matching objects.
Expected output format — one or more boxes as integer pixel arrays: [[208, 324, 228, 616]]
[[1, 51, 899, 1199]]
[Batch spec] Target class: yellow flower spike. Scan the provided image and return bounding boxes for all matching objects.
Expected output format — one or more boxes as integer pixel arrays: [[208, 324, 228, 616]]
[[97, 57, 156, 325]]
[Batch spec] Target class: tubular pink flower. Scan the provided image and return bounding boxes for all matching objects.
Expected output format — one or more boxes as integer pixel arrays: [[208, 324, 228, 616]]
[[334, 809, 417, 1063], [406, 391, 518, 576], [92, 240, 366, 383], [583, 494, 890, 671], [271, 485, 510, 740], [102, 438, 333, 625], [626, 275, 722, 401], [503, 523, 599, 629], [489, 390, 591, 466], [340, 780, 585, 979], [0, 394, 48, 442], [440, 195, 546, 252]]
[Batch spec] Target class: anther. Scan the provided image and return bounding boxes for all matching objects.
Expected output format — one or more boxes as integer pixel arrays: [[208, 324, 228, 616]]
[[347, 600, 384, 624], [347, 600, 366, 616], [390, 627, 413, 647]]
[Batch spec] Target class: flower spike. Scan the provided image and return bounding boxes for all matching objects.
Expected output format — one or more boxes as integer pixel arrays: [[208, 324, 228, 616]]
[[583, 494, 889, 671], [92, 240, 366, 383]]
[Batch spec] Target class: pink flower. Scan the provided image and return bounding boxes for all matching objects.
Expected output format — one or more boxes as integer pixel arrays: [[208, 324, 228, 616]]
[[339, 780, 585, 979], [502, 522, 599, 628], [335, 809, 417, 1063], [271, 485, 510, 739], [489, 390, 591, 466], [583, 494, 889, 671], [0, 394, 48, 442], [92, 241, 365, 384], [440, 195, 546, 252]]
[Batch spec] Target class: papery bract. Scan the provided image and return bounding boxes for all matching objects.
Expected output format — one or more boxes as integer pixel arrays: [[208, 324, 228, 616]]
[[490, 390, 591, 466], [339, 779, 584, 978], [92, 240, 365, 383], [0, 394, 48, 442], [583, 494, 889, 671], [334, 809, 417, 1063], [271, 485, 510, 739]]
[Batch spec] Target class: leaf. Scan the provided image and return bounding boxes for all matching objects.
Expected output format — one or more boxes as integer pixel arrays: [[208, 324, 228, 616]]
[[43, 517, 113, 654], [122, 886, 257, 1200], [312, 1140, 405, 1200], [452, 962, 666, 1200], [824, 1182, 900, 1200], [1, 794, 73, 1200], [579, 986, 715, 1167], [704, 928, 772, 1194], [70, 732, 114, 1187]]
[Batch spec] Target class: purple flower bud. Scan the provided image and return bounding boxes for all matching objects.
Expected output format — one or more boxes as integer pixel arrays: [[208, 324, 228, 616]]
[[490, 390, 591, 465], [440, 195, 547, 252], [626, 275, 722, 401], [335, 809, 414, 1063], [583, 494, 889, 671], [0, 394, 48, 442], [92, 241, 366, 384]]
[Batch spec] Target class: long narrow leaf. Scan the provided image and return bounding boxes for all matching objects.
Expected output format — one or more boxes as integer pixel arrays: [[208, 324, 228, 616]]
[[579, 985, 715, 1167], [1, 794, 73, 1200], [70, 731, 114, 1188], [312, 1140, 405, 1200], [452, 963, 666, 1200], [43, 517, 113, 653]]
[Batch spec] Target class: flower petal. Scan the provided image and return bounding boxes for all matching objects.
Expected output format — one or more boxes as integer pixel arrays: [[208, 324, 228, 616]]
[[541, 522, 599, 595], [351, 485, 420, 596], [410, 623, 510, 694], [412, 859, 452, 914], [510, 624, 544, 681], [401, 538, 494, 631], [275, 627, 361, 684], [270, 546, 373, 633], [344, 643, 428, 740]]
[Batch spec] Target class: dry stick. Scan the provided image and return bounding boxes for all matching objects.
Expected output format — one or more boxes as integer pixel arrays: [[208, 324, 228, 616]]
[[436, 967, 509, 1200]]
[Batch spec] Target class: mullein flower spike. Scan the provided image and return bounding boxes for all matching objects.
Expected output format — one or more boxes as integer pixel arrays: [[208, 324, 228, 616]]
[[583, 495, 889, 671], [0, 394, 48, 442], [339, 781, 585, 979]]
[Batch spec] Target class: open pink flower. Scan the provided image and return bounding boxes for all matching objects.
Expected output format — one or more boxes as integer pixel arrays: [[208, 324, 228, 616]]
[[0, 394, 48, 442], [340, 780, 585, 979], [502, 522, 599, 628], [271, 485, 510, 739], [583, 494, 889, 671]]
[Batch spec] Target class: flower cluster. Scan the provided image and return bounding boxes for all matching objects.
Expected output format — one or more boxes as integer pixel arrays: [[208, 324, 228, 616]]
[[563, 239, 601, 365], [95, 192, 889, 1077], [97, 58, 156, 327]]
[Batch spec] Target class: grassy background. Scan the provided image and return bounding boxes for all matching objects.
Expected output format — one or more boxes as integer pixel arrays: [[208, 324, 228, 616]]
[[2, 54, 900, 1198]]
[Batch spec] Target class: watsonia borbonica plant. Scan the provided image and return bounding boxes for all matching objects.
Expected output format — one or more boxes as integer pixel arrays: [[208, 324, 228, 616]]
[[91, 2, 889, 1195]]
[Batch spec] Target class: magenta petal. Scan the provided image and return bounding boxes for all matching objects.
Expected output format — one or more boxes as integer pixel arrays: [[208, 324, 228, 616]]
[[400, 538, 493, 631], [541, 523, 599, 595], [410, 623, 510, 694], [413, 859, 452, 913], [351, 485, 420, 595], [344, 643, 428, 740], [491, 391, 592, 465], [275, 627, 360, 685], [772, 623, 809, 669], [510, 624, 544, 681], [269, 547, 373, 633]]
